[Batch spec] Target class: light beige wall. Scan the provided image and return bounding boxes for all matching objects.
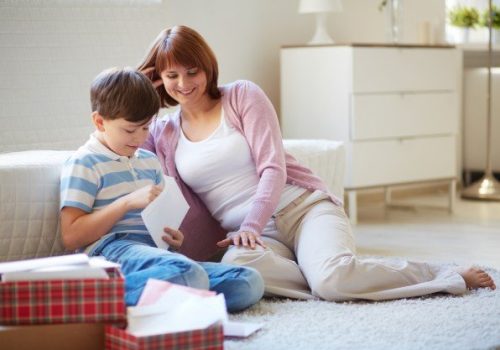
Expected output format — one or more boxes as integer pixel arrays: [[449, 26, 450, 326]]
[[181, 0, 446, 114], [330, 0, 445, 44], [0, 0, 445, 152]]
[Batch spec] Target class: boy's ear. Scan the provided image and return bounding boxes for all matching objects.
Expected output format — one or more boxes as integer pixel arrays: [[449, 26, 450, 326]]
[[92, 112, 105, 132]]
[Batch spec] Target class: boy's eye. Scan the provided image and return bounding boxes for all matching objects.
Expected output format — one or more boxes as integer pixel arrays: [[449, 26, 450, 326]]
[[125, 129, 135, 134], [142, 126, 149, 131]]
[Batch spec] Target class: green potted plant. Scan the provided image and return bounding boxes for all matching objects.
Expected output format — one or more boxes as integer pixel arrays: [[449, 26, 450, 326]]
[[479, 5, 500, 28], [448, 6, 479, 27], [448, 6, 479, 42], [479, 5, 500, 44]]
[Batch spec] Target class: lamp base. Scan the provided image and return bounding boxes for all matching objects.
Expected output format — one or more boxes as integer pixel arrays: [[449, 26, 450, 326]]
[[308, 32, 335, 45], [461, 173, 500, 201], [307, 12, 335, 45]]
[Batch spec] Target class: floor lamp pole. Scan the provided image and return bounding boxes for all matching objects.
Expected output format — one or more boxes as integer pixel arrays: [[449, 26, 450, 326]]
[[462, 0, 500, 201]]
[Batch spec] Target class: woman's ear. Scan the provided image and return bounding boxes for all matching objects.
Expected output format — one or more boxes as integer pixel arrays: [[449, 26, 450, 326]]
[[92, 112, 106, 132]]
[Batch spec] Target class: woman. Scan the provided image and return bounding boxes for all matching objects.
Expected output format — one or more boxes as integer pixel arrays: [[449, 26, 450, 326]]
[[138, 25, 495, 301]]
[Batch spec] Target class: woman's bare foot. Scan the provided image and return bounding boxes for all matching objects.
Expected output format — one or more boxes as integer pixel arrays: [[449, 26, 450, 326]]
[[459, 267, 496, 290]]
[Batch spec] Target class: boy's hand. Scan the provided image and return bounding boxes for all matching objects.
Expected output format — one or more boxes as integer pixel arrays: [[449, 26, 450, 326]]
[[123, 184, 162, 210], [163, 227, 184, 250], [217, 231, 266, 250], [141, 67, 163, 88]]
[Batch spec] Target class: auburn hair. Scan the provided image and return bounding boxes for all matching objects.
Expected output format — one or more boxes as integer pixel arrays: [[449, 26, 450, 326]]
[[137, 25, 221, 108]]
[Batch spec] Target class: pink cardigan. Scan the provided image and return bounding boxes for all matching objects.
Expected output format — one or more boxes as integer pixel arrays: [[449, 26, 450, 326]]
[[142, 80, 341, 261]]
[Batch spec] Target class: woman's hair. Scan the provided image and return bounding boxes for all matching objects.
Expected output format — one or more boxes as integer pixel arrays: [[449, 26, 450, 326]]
[[137, 25, 221, 108], [90, 67, 160, 123]]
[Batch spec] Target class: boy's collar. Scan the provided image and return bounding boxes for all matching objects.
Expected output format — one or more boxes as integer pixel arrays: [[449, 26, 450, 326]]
[[86, 132, 138, 160]]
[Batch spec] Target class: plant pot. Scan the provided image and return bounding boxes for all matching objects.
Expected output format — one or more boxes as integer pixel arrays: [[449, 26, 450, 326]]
[[448, 26, 470, 43], [494, 29, 500, 44], [462, 28, 471, 43]]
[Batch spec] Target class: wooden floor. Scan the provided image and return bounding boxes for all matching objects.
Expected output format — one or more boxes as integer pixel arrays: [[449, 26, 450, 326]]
[[353, 193, 500, 269]]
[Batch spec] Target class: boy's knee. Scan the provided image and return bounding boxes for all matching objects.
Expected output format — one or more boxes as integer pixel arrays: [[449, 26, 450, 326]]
[[242, 267, 265, 304], [223, 266, 264, 312], [238, 266, 264, 300], [150, 256, 209, 290], [177, 259, 210, 290]]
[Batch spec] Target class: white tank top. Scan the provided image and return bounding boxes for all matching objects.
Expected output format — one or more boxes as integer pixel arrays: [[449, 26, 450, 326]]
[[175, 109, 306, 231]]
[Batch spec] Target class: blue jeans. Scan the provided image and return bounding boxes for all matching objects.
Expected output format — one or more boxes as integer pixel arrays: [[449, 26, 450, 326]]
[[90, 234, 264, 312]]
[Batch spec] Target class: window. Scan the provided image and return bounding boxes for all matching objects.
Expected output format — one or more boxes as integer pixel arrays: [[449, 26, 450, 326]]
[[445, 0, 499, 44]]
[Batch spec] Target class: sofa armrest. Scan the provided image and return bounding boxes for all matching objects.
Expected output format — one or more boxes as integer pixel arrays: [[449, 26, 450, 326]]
[[283, 139, 345, 199], [0, 150, 74, 261]]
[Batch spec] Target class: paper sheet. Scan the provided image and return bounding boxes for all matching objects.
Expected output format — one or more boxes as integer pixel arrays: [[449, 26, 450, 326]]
[[1, 266, 109, 282], [0, 254, 89, 274], [129, 280, 262, 338], [224, 321, 262, 338], [138, 279, 215, 306], [141, 176, 190, 250], [0, 255, 114, 282], [127, 293, 227, 337]]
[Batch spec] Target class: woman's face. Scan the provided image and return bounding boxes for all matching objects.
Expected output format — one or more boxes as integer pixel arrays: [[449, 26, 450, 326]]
[[160, 63, 208, 107]]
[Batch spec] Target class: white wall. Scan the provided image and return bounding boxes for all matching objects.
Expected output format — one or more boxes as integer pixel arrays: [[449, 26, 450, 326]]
[[464, 68, 500, 172], [0, 0, 445, 152]]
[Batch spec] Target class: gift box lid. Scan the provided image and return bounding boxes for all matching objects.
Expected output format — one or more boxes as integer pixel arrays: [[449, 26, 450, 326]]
[[0, 267, 126, 326]]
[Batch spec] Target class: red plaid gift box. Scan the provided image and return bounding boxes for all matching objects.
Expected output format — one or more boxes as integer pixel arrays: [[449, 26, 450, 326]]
[[105, 323, 224, 350], [0, 268, 126, 325]]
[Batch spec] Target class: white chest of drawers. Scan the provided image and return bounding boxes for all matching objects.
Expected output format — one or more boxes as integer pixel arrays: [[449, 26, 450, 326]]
[[280, 44, 462, 223]]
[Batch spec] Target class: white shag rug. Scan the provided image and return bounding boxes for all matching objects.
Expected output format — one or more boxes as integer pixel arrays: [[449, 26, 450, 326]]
[[226, 265, 500, 350]]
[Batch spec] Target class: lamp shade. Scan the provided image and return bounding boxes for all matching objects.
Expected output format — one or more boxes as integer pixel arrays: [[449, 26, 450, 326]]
[[298, 0, 342, 14]]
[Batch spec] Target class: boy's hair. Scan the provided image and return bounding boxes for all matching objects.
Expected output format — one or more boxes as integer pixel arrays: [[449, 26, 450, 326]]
[[90, 67, 160, 123], [137, 25, 221, 108]]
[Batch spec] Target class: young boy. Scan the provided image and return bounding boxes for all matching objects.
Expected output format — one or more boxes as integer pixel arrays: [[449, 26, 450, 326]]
[[59, 67, 264, 311]]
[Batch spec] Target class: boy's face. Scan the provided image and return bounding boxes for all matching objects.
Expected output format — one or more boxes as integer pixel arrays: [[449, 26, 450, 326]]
[[93, 114, 151, 157]]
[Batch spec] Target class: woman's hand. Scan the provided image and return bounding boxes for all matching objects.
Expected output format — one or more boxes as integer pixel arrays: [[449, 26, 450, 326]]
[[163, 227, 184, 250], [217, 231, 266, 250], [141, 66, 163, 88]]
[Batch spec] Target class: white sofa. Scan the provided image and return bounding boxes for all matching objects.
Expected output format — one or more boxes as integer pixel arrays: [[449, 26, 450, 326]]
[[0, 140, 345, 262]]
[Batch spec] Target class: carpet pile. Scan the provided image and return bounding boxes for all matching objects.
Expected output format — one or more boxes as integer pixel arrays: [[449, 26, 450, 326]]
[[226, 265, 500, 350]]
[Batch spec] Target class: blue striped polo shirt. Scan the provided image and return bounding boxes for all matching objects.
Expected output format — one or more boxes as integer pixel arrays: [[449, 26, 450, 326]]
[[60, 133, 164, 253]]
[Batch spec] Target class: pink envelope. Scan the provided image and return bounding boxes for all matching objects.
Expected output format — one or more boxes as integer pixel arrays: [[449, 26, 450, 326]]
[[138, 279, 215, 306]]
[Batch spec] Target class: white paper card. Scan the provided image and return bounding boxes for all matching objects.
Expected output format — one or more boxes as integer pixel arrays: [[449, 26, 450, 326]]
[[0, 254, 89, 274], [0, 255, 113, 282], [88, 257, 121, 269], [224, 321, 262, 338], [141, 176, 190, 250], [2, 266, 109, 282], [127, 294, 226, 337]]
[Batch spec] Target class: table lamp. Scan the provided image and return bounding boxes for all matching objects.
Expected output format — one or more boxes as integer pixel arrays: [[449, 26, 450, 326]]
[[299, 0, 342, 45]]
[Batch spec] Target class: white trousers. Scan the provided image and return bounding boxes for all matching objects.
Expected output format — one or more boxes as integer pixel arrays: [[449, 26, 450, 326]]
[[221, 190, 466, 301]]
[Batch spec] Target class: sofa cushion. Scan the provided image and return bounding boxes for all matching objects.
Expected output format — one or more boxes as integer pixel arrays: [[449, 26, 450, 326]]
[[0, 141, 344, 261]]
